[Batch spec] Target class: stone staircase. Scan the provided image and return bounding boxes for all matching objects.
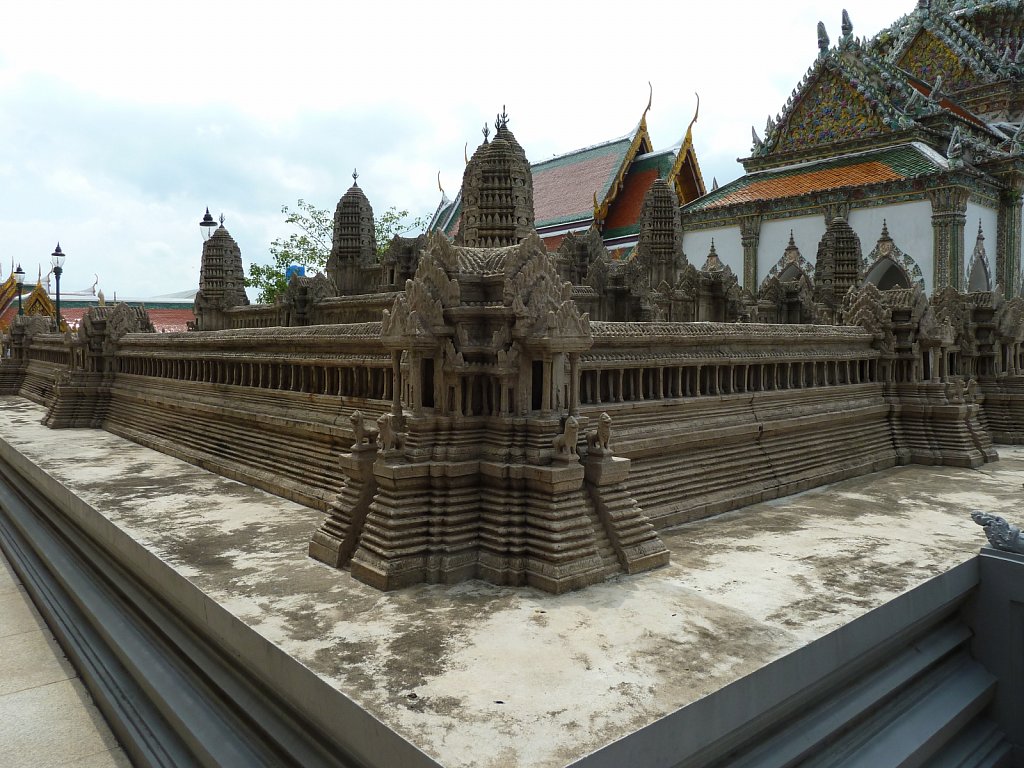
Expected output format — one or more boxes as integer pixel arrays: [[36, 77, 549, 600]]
[[604, 386, 897, 529], [101, 376, 386, 510]]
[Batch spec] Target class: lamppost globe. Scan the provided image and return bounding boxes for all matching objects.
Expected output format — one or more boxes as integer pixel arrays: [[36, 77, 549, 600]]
[[51, 243, 66, 270], [200, 207, 218, 241]]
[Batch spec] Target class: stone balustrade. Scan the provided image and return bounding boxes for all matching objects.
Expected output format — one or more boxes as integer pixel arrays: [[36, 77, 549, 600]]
[[114, 324, 392, 400], [580, 322, 880, 406]]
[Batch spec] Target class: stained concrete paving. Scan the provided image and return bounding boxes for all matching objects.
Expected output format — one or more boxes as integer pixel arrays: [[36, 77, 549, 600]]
[[0, 548, 131, 768], [1, 395, 1022, 767]]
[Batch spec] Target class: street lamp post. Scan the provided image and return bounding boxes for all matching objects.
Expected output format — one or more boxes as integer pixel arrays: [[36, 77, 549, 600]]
[[200, 207, 217, 241], [51, 243, 65, 330], [14, 264, 24, 316]]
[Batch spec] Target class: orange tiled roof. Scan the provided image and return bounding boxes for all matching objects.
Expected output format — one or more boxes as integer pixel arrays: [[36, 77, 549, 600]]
[[686, 144, 943, 212], [711, 161, 902, 207]]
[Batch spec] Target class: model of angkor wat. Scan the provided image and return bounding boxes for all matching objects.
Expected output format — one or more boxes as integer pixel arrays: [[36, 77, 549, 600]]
[[5, 0, 1024, 593]]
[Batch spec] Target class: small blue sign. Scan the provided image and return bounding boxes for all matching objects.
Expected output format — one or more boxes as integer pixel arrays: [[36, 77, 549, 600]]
[[285, 264, 306, 283]]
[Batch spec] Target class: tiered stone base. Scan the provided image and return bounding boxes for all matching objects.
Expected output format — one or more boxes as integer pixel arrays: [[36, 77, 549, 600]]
[[980, 376, 1024, 444], [310, 430, 668, 593], [42, 371, 112, 429], [889, 382, 997, 467]]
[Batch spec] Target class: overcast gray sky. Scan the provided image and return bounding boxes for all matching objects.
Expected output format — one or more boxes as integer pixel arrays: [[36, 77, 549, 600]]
[[1, 0, 902, 299]]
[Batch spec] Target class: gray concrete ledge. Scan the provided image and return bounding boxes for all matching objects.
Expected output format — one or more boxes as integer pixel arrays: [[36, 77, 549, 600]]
[[0, 396, 1022, 766]]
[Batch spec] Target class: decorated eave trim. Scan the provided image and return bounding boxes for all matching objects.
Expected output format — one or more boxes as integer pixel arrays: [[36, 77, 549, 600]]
[[24, 282, 58, 318], [751, 46, 913, 162], [592, 108, 654, 227], [666, 95, 707, 202]]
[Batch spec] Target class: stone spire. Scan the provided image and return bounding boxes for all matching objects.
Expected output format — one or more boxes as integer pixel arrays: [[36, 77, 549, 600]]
[[457, 108, 534, 248], [702, 239, 725, 272], [813, 216, 863, 304], [327, 171, 377, 295], [784, 230, 801, 264], [193, 217, 249, 331], [635, 177, 685, 287]]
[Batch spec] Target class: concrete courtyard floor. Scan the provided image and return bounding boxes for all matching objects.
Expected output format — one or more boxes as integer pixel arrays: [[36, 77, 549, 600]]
[[0, 547, 131, 768], [1, 395, 1022, 767]]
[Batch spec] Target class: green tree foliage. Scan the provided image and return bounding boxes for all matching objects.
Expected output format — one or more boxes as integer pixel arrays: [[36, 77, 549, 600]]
[[245, 199, 428, 304]]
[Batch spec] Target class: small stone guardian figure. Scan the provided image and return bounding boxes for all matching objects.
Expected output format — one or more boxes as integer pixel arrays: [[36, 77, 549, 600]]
[[349, 410, 379, 450], [588, 412, 613, 457], [552, 416, 580, 462], [377, 412, 404, 457], [972, 510, 1024, 554]]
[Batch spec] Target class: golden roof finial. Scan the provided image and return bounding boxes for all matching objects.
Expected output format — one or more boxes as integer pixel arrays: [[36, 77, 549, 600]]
[[464, 142, 469, 165], [643, 81, 653, 123], [684, 92, 700, 145], [437, 171, 445, 197]]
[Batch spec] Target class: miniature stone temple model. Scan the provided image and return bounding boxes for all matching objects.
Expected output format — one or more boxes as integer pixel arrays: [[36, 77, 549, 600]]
[[4, 6, 1024, 596]]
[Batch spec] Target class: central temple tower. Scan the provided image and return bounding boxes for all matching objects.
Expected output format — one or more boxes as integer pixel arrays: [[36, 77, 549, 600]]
[[457, 109, 535, 248]]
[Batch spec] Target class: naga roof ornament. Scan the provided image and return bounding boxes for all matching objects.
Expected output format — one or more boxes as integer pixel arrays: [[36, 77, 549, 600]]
[[947, 126, 964, 167], [818, 21, 830, 55]]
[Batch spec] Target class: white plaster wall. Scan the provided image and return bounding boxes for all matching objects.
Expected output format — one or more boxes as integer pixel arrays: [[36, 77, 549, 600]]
[[849, 201, 934, 293], [965, 201, 999, 289], [683, 226, 743, 278], [756, 216, 824, 287]]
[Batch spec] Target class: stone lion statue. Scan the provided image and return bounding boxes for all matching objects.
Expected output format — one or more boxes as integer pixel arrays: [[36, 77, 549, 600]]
[[588, 412, 612, 454], [552, 416, 580, 457], [971, 510, 1024, 554], [377, 413, 403, 452], [350, 410, 378, 448]]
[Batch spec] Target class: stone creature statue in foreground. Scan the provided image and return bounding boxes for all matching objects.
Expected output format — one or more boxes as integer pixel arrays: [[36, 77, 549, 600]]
[[971, 510, 1024, 554], [588, 412, 613, 456], [377, 412, 404, 452], [553, 416, 580, 458], [349, 410, 378, 448]]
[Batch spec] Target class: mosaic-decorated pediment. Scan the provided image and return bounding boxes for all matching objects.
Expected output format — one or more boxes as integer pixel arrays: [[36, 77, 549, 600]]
[[898, 28, 989, 93], [774, 68, 891, 155]]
